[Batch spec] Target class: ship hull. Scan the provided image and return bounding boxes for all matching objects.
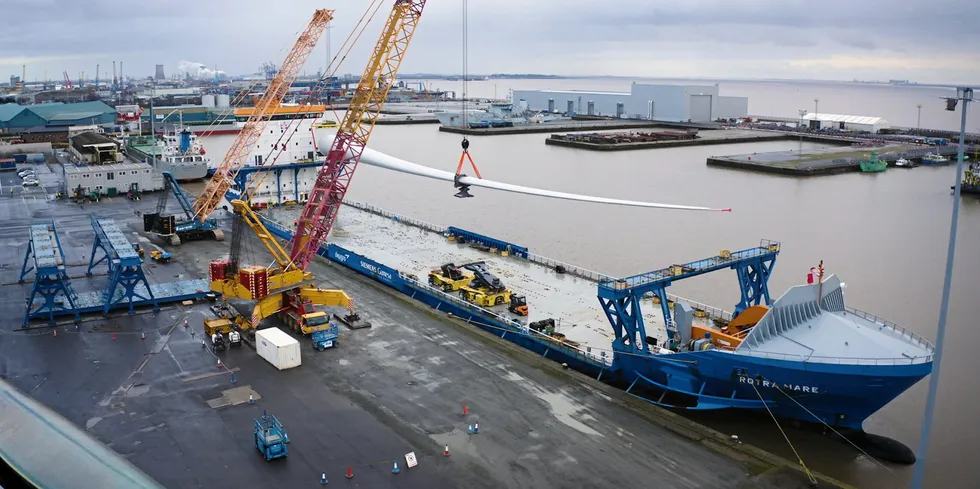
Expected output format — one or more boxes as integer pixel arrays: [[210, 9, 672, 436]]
[[153, 159, 208, 181], [615, 348, 931, 431]]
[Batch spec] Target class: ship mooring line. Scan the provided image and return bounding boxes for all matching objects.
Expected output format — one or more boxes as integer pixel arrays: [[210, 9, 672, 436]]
[[769, 381, 901, 478], [750, 382, 819, 486]]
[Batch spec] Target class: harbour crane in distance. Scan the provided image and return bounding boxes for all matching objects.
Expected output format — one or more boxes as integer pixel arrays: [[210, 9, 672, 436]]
[[172, 9, 334, 245], [208, 0, 428, 335]]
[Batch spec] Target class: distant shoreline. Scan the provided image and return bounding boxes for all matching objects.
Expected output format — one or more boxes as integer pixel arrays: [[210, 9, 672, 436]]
[[395, 74, 972, 89]]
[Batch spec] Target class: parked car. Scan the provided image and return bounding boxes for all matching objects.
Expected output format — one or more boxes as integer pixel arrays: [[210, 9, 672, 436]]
[[18, 170, 35, 178], [22, 180, 39, 187]]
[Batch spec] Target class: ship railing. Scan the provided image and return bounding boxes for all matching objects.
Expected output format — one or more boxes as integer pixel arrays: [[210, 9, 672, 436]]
[[342, 200, 447, 234], [740, 349, 933, 365], [524, 253, 616, 283], [844, 307, 936, 350], [666, 295, 734, 321], [401, 274, 612, 366]]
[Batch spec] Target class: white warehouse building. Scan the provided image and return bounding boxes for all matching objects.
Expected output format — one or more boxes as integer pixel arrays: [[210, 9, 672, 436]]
[[511, 83, 749, 122], [801, 113, 890, 134]]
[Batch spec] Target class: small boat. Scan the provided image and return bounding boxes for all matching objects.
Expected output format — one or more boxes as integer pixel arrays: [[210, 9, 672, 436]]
[[859, 152, 887, 172], [921, 153, 949, 165], [895, 157, 917, 168]]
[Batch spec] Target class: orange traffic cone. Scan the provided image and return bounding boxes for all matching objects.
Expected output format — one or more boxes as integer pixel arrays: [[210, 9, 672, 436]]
[[216, 359, 223, 369], [462, 404, 469, 416], [141, 331, 146, 340], [184, 319, 189, 328], [444, 445, 451, 457], [111, 333, 116, 340], [52, 329, 57, 337], [345, 465, 354, 479]]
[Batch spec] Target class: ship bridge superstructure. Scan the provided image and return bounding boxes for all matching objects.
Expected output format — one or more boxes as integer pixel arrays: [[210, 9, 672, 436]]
[[735, 275, 934, 365]]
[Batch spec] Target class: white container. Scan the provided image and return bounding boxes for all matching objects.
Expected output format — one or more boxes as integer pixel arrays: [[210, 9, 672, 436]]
[[255, 327, 301, 370]]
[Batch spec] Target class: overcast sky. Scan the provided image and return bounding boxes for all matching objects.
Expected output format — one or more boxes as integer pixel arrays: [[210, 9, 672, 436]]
[[2, 0, 978, 84]]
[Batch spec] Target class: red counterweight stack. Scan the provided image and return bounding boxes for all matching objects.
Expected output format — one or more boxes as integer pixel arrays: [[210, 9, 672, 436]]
[[209, 259, 231, 282], [238, 265, 270, 299]]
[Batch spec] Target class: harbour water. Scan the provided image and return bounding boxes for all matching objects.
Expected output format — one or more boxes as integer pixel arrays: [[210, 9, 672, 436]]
[[199, 78, 979, 489]]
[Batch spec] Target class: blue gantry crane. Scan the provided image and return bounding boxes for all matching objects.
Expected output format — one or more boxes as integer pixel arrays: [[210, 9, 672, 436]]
[[597, 239, 780, 355], [87, 216, 160, 315], [143, 171, 222, 246], [254, 410, 290, 461], [19, 222, 80, 325]]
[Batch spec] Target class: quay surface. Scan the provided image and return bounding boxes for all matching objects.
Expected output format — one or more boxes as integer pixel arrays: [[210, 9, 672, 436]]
[[0, 194, 846, 488], [439, 119, 662, 136], [704, 144, 970, 176], [545, 128, 790, 151]]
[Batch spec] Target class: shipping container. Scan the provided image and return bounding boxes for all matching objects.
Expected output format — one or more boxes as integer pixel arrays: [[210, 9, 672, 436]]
[[0, 159, 15, 171], [255, 327, 301, 370], [13, 154, 26, 163], [25, 153, 45, 163]]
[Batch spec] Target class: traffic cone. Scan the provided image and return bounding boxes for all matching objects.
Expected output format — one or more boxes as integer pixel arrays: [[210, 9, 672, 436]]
[[345, 465, 354, 479], [474, 423, 480, 434], [184, 319, 189, 328], [201, 339, 206, 348], [320, 472, 327, 484], [392, 461, 400, 474], [216, 359, 223, 369], [111, 333, 116, 340], [444, 445, 451, 457], [467, 424, 474, 434], [141, 331, 146, 340], [249, 393, 254, 404], [462, 404, 469, 416], [52, 329, 57, 337]]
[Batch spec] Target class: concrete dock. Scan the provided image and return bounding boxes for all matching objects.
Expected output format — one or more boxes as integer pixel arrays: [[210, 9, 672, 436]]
[[546, 128, 790, 151], [706, 144, 932, 176], [439, 119, 662, 136], [0, 186, 847, 487]]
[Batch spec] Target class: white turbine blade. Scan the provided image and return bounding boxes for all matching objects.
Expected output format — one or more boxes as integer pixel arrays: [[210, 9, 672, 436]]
[[315, 132, 731, 212]]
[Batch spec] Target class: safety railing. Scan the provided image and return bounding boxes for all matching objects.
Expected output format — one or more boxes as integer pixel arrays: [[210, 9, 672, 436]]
[[666, 294, 734, 321], [845, 307, 936, 350], [524, 252, 615, 283], [342, 200, 447, 234], [738, 348, 933, 366]]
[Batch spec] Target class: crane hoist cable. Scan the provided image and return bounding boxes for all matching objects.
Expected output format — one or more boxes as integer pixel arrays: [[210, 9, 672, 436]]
[[241, 0, 385, 204], [453, 0, 482, 199]]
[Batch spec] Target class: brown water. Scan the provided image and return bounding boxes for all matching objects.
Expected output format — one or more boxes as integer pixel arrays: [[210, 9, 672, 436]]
[[201, 79, 980, 488]]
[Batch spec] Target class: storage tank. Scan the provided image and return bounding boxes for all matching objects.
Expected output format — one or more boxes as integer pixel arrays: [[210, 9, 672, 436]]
[[201, 94, 216, 107], [25, 153, 45, 163], [216, 94, 231, 108]]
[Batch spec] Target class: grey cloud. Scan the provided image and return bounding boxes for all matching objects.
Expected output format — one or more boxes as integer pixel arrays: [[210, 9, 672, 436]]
[[0, 0, 976, 83]]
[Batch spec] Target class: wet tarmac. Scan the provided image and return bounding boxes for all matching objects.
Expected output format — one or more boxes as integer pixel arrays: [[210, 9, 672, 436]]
[[0, 192, 825, 489]]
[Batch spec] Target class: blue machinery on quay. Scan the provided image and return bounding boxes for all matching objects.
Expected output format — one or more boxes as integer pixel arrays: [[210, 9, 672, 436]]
[[257, 213, 780, 396], [19, 216, 210, 327]]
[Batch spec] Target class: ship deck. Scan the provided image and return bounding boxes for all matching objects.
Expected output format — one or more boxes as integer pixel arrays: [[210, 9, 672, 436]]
[[264, 203, 719, 360]]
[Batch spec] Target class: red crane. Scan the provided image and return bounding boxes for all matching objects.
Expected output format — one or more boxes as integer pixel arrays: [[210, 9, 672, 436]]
[[289, 0, 427, 270]]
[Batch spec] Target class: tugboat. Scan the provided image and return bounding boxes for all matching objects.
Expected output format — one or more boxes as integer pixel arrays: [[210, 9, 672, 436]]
[[895, 157, 917, 168], [921, 153, 949, 165], [859, 152, 887, 172]]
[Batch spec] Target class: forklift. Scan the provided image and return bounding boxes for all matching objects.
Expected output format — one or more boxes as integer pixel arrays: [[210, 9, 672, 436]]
[[509, 295, 528, 316]]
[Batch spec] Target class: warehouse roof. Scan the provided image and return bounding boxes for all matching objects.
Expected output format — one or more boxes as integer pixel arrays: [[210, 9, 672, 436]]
[[64, 161, 150, 174], [0, 103, 24, 122], [27, 101, 115, 120], [803, 113, 889, 126], [72, 131, 118, 147]]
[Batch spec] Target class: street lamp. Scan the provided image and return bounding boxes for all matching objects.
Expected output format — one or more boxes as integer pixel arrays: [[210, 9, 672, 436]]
[[917, 104, 922, 133], [911, 86, 975, 489], [814, 98, 819, 117], [798, 109, 808, 157]]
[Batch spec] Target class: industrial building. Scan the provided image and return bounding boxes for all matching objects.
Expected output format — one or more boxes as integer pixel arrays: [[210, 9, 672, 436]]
[[802, 113, 890, 134], [511, 83, 749, 122], [69, 132, 123, 164], [63, 161, 163, 195], [0, 101, 118, 133]]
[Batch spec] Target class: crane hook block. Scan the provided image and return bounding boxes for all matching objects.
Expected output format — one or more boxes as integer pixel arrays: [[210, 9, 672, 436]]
[[461, 138, 470, 151]]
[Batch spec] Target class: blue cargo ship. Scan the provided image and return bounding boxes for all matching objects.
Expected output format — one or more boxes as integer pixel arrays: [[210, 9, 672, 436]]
[[255, 204, 934, 460]]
